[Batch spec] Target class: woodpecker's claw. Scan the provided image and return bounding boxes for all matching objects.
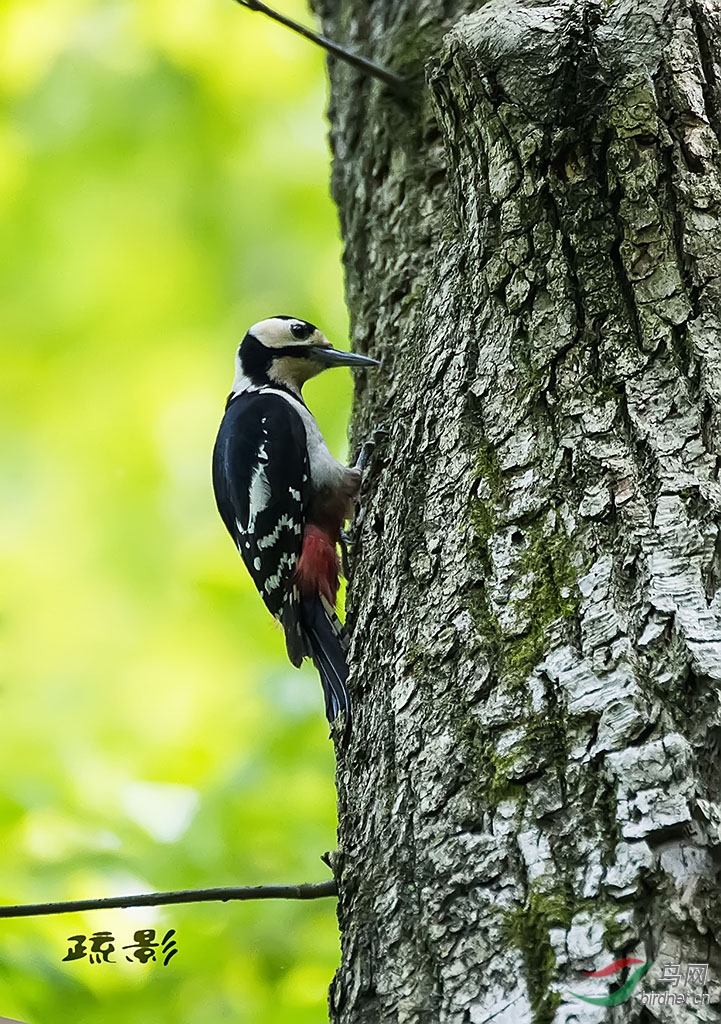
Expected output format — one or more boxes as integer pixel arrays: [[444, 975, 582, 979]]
[[344, 428, 386, 574], [340, 529, 352, 578], [354, 425, 389, 473], [354, 443, 373, 473]]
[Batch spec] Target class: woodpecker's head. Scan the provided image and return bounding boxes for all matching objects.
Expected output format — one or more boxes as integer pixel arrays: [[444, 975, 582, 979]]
[[233, 315, 378, 395]]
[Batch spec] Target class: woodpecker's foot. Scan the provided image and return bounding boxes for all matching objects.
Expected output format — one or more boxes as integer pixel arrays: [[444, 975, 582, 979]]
[[354, 425, 389, 474], [354, 442, 373, 474], [339, 529, 352, 578]]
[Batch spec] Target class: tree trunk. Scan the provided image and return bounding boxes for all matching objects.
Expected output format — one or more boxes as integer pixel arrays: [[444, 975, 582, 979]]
[[314, 0, 721, 1020]]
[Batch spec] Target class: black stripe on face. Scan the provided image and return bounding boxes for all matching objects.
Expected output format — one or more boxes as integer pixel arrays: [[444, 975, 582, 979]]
[[239, 333, 272, 379], [269, 344, 316, 358]]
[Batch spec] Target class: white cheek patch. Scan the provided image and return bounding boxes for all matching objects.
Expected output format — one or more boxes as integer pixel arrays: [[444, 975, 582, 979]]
[[267, 357, 323, 394]]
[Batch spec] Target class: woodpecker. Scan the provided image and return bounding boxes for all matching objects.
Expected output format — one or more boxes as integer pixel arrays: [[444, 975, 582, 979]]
[[212, 315, 378, 736]]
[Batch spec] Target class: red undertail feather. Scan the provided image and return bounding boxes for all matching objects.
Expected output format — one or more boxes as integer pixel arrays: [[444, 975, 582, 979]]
[[295, 526, 340, 605]]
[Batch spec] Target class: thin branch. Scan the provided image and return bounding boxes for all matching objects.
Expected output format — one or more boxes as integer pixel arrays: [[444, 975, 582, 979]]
[[233, 0, 407, 94], [0, 881, 338, 919]]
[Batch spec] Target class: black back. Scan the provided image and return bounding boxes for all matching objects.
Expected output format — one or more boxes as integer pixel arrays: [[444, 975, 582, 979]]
[[212, 391, 310, 623]]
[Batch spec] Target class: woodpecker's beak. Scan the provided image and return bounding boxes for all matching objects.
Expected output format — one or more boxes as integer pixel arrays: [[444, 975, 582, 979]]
[[308, 345, 379, 369]]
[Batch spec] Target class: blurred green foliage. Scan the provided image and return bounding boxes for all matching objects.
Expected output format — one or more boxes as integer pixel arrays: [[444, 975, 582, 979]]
[[0, 1, 349, 1019]]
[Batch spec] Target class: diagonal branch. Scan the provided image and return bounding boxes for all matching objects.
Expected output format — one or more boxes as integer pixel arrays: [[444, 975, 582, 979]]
[[232, 0, 407, 93], [0, 880, 338, 918]]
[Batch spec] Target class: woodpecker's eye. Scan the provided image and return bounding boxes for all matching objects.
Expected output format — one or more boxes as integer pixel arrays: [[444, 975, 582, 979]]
[[290, 322, 311, 340]]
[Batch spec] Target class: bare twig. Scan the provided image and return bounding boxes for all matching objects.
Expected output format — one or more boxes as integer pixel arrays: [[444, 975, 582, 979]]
[[0, 881, 338, 919], [233, 0, 407, 93]]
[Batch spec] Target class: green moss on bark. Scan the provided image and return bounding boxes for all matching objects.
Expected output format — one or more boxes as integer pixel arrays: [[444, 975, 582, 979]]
[[459, 712, 569, 815], [506, 525, 579, 683], [468, 497, 494, 571], [503, 891, 574, 1024], [467, 508, 579, 688], [474, 439, 504, 497]]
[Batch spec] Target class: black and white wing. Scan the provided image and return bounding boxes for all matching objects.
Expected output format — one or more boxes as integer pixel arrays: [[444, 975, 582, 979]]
[[212, 391, 310, 663]]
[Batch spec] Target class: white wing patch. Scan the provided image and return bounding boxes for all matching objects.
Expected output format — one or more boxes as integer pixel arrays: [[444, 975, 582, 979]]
[[247, 462, 271, 531]]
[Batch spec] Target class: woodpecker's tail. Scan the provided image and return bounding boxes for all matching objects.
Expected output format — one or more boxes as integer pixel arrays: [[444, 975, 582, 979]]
[[300, 594, 351, 739]]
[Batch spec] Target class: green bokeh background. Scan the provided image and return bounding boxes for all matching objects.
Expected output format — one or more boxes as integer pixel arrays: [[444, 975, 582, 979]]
[[0, 1, 348, 1019]]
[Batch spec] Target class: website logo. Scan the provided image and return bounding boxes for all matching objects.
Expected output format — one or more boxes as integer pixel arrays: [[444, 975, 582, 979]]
[[569, 958, 654, 1006]]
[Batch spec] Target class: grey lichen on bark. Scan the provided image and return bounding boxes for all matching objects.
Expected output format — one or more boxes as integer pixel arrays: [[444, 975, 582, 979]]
[[314, 0, 721, 1020]]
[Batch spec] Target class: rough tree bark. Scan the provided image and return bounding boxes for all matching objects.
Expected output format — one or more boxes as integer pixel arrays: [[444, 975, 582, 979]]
[[313, 0, 721, 1020]]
